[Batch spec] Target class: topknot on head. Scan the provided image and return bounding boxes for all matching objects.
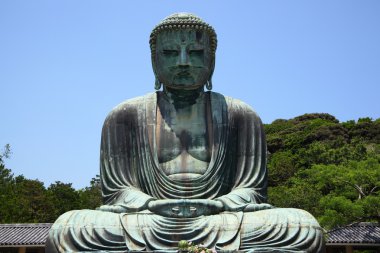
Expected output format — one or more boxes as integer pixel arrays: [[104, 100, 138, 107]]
[[149, 13, 217, 56]]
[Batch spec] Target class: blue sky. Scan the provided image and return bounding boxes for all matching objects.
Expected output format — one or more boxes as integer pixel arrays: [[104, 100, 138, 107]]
[[1, 1, 379, 189]]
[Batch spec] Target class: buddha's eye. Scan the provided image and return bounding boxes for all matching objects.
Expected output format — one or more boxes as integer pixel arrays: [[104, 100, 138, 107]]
[[189, 49, 204, 56], [163, 49, 179, 56]]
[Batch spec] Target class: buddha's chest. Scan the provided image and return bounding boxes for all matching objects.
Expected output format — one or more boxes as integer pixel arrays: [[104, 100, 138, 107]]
[[156, 117, 209, 159], [156, 97, 211, 179]]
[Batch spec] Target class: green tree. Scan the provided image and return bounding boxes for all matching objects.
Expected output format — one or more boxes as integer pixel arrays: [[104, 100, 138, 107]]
[[267, 151, 297, 187], [79, 175, 102, 209], [266, 115, 380, 230], [318, 196, 364, 229], [8, 176, 53, 222], [1, 144, 103, 223], [0, 144, 53, 223], [47, 181, 81, 221]]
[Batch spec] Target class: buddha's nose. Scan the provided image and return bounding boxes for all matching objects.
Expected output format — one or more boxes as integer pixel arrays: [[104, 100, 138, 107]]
[[178, 47, 190, 66]]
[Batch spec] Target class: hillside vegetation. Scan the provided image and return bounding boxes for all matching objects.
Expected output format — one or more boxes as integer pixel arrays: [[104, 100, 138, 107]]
[[265, 113, 380, 229], [0, 145, 102, 223]]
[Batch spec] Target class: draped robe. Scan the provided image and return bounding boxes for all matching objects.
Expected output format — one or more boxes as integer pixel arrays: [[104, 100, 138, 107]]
[[46, 92, 325, 253]]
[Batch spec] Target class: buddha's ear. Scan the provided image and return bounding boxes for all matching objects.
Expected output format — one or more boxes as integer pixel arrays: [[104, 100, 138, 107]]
[[155, 77, 162, 90], [206, 56, 215, 91], [206, 79, 212, 91], [151, 54, 162, 90]]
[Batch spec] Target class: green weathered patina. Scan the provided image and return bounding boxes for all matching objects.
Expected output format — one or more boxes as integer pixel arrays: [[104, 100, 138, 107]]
[[46, 13, 325, 253]]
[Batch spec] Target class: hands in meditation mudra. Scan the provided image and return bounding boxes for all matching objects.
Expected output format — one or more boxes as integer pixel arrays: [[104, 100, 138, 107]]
[[46, 13, 325, 253]]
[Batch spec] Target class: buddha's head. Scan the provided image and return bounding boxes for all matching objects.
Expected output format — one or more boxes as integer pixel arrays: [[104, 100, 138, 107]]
[[150, 13, 217, 91]]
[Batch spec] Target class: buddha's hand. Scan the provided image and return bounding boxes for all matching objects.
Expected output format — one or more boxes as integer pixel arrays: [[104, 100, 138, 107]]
[[243, 203, 274, 212], [147, 199, 224, 218], [97, 205, 129, 213]]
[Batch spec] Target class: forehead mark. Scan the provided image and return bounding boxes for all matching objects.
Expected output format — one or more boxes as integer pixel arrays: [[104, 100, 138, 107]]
[[196, 31, 203, 41], [180, 31, 186, 43]]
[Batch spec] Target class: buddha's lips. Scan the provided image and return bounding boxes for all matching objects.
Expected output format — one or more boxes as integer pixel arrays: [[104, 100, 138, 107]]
[[176, 71, 191, 77], [168, 65, 203, 73]]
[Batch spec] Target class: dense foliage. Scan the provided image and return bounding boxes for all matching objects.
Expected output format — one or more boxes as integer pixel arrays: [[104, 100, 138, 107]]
[[0, 113, 379, 230], [0, 146, 102, 223], [265, 113, 380, 229]]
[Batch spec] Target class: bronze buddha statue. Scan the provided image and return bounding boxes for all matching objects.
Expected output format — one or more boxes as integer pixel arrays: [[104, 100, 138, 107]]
[[46, 13, 325, 253]]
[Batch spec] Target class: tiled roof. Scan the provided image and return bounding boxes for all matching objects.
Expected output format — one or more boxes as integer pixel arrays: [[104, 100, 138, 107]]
[[0, 223, 52, 246], [326, 222, 380, 244]]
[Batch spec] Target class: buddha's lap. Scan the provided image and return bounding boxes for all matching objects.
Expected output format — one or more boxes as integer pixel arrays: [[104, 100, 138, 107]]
[[50, 207, 320, 240]]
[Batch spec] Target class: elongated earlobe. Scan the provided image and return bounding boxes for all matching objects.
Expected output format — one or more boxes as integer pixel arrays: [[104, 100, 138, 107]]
[[206, 79, 212, 91], [155, 78, 162, 90]]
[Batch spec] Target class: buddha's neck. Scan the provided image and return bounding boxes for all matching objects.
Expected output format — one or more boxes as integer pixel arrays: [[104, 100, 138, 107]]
[[163, 86, 204, 108]]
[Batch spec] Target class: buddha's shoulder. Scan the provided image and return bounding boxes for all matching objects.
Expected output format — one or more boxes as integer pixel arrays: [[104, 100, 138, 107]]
[[105, 92, 156, 119], [210, 92, 260, 119]]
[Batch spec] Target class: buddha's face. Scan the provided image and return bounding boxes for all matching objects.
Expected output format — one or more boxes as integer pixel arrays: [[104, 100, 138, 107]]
[[155, 29, 213, 90]]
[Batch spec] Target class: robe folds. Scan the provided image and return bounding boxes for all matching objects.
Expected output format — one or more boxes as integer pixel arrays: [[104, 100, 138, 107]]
[[46, 92, 325, 253]]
